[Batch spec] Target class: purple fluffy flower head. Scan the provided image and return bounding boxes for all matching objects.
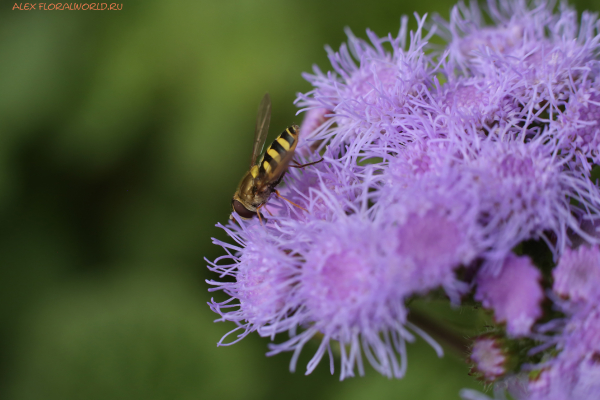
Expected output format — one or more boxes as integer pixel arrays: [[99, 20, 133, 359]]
[[207, 0, 600, 396], [206, 220, 301, 344], [527, 307, 600, 400], [557, 78, 600, 168], [554, 245, 600, 304], [267, 213, 428, 380], [475, 254, 543, 337]]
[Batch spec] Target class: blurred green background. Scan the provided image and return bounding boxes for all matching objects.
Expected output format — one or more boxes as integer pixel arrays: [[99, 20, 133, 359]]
[[1, 0, 598, 399]]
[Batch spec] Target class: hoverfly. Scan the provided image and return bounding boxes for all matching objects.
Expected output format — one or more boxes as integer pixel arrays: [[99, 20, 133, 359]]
[[231, 93, 321, 222]]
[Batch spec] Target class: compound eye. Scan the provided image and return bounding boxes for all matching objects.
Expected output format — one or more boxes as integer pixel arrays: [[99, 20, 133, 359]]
[[232, 200, 257, 219]]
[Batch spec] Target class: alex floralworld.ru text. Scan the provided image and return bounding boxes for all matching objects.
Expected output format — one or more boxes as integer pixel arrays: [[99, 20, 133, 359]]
[[12, 3, 122, 10]]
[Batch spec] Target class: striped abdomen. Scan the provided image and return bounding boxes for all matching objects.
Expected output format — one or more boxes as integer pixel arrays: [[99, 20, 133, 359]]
[[257, 125, 299, 176]]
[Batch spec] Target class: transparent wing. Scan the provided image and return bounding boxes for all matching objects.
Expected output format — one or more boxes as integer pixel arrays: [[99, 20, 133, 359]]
[[250, 93, 271, 167], [267, 148, 296, 180], [255, 127, 299, 187], [255, 148, 296, 191]]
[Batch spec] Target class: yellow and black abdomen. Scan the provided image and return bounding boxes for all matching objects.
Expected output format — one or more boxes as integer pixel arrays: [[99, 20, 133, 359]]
[[258, 125, 299, 177]]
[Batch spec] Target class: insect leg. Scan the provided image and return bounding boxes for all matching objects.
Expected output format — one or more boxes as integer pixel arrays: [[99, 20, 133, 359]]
[[274, 189, 308, 212], [255, 204, 266, 226]]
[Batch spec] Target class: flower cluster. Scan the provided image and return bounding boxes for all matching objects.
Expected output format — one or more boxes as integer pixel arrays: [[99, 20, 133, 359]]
[[208, 0, 600, 397]]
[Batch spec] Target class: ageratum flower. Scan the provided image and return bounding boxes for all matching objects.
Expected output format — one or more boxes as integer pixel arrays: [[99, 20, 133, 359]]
[[428, 75, 523, 130], [463, 246, 600, 399], [554, 245, 600, 303], [459, 134, 598, 262], [475, 255, 543, 337], [211, 187, 444, 379], [378, 155, 485, 301], [208, 0, 600, 393], [267, 213, 423, 380], [437, 0, 600, 121], [296, 14, 436, 154], [468, 335, 509, 382], [206, 220, 302, 344], [556, 78, 600, 169], [527, 306, 600, 400]]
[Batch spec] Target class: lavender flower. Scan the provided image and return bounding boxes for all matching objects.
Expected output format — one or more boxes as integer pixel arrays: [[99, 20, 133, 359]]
[[554, 245, 600, 303], [557, 79, 600, 168], [378, 158, 485, 301], [207, 221, 301, 344], [207, 0, 600, 397], [296, 14, 436, 153], [266, 214, 423, 380], [527, 307, 600, 400], [468, 335, 508, 382], [475, 255, 543, 337]]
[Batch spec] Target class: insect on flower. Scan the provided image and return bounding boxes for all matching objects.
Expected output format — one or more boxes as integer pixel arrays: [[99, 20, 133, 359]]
[[231, 93, 321, 222]]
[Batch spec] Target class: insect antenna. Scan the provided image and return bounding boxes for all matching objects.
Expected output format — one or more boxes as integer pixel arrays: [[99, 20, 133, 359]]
[[289, 157, 324, 169]]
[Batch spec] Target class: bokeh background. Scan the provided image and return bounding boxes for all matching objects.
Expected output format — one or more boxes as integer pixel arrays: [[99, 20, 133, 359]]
[[1, 0, 598, 399]]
